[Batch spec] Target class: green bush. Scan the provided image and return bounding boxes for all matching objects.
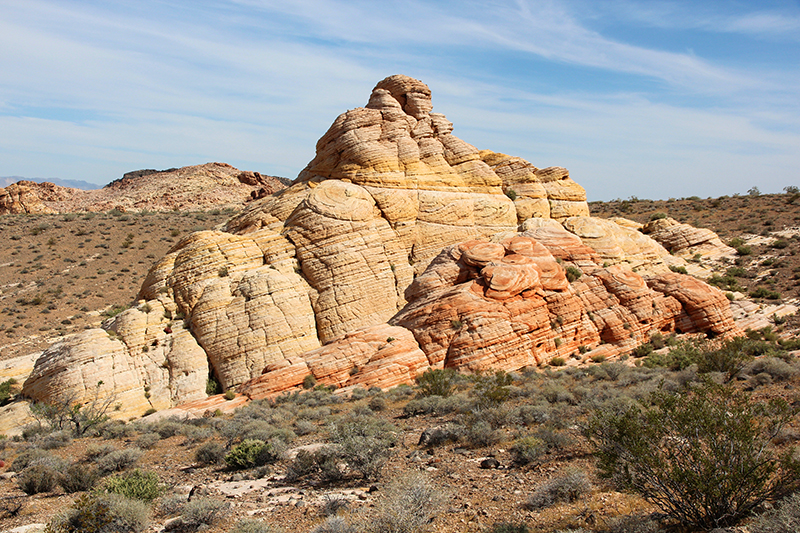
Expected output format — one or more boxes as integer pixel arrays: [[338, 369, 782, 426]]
[[471, 370, 514, 409], [504, 189, 518, 201], [103, 469, 162, 502], [565, 266, 582, 282], [18, 464, 60, 494], [751, 287, 781, 300], [416, 368, 457, 397], [649, 212, 667, 221], [510, 437, 546, 465], [668, 264, 688, 274], [329, 414, 398, 480], [586, 381, 800, 529], [0, 378, 17, 406], [225, 439, 278, 469], [46, 493, 150, 533]]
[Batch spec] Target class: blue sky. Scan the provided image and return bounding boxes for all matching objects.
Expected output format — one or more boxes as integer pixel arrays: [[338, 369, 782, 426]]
[[1, 0, 798, 200]]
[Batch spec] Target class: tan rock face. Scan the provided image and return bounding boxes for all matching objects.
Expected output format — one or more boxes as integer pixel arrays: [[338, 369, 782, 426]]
[[19, 74, 738, 414], [0, 181, 63, 214], [642, 217, 736, 260]]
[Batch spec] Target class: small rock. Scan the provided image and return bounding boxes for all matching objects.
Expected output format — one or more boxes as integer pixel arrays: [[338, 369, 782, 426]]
[[480, 458, 500, 469]]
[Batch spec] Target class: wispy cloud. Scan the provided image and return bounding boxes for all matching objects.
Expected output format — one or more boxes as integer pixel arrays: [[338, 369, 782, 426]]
[[0, 0, 798, 200]]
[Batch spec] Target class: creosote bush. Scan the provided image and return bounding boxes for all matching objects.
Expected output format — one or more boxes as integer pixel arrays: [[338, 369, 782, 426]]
[[416, 368, 457, 397], [586, 380, 800, 529]]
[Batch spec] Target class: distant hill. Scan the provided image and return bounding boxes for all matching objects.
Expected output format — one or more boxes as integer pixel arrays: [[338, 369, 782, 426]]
[[0, 175, 100, 190], [0, 163, 287, 214]]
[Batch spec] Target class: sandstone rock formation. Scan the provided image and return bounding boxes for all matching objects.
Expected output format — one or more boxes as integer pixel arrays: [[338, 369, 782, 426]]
[[641, 216, 736, 260], [0, 163, 286, 215], [20, 75, 739, 415]]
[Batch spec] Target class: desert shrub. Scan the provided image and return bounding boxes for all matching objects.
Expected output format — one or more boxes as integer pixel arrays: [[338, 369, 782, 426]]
[[368, 395, 387, 412], [602, 514, 661, 533], [565, 266, 582, 282], [471, 370, 514, 409], [225, 439, 279, 469], [534, 426, 571, 452], [748, 491, 800, 533], [12, 447, 66, 472], [60, 463, 100, 493], [232, 518, 283, 533], [644, 338, 706, 370], [367, 472, 446, 533], [695, 337, 755, 382], [524, 470, 591, 509], [134, 432, 160, 450], [96, 420, 136, 439], [195, 441, 226, 466], [103, 469, 162, 502], [510, 437, 546, 465], [46, 493, 150, 533], [294, 420, 318, 436], [85, 443, 117, 461], [746, 357, 797, 381], [417, 424, 463, 447], [416, 368, 458, 397], [329, 414, 398, 480], [178, 497, 227, 530], [149, 419, 185, 439], [0, 378, 17, 405], [18, 463, 60, 494], [321, 494, 350, 517], [96, 447, 143, 474], [649, 212, 667, 221], [511, 404, 552, 426], [30, 384, 115, 436], [668, 264, 688, 274], [632, 343, 654, 358], [505, 189, 518, 201], [751, 287, 781, 300], [586, 381, 800, 529], [35, 429, 73, 449], [156, 494, 187, 517], [550, 357, 565, 366], [461, 419, 501, 448], [403, 393, 468, 416]]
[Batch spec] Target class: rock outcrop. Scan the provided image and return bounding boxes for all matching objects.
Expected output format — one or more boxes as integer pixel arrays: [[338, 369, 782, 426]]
[[0, 163, 286, 215], [20, 75, 739, 415], [641, 217, 736, 260]]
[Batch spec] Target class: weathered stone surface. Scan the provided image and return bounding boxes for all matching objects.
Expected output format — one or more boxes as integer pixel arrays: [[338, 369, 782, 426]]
[[562, 216, 673, 273], [17, 74, 740, 414], [0, 181, 62, 214], [642, 217, 736, 260], [239, 324, 429, 399]]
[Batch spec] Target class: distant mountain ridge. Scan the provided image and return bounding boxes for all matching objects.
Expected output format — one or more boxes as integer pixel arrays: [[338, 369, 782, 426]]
[[0, 162, 288, 214], [0, 176, 99, 190]]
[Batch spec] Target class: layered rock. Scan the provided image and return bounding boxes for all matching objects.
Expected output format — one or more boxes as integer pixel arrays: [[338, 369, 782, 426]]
[[241, 235, 738, 397], [641, 217, 736, 260], [20, 75, 739, 415]]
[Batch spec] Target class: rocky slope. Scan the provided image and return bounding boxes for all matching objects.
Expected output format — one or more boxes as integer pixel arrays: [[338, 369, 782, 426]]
[[0, 163, 286, 215], [17, 75, 738, 421]]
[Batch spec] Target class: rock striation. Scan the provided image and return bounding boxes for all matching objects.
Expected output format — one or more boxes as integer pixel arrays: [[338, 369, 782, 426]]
[[0, 163, 286, 215], [21, 75, 740, 414]]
